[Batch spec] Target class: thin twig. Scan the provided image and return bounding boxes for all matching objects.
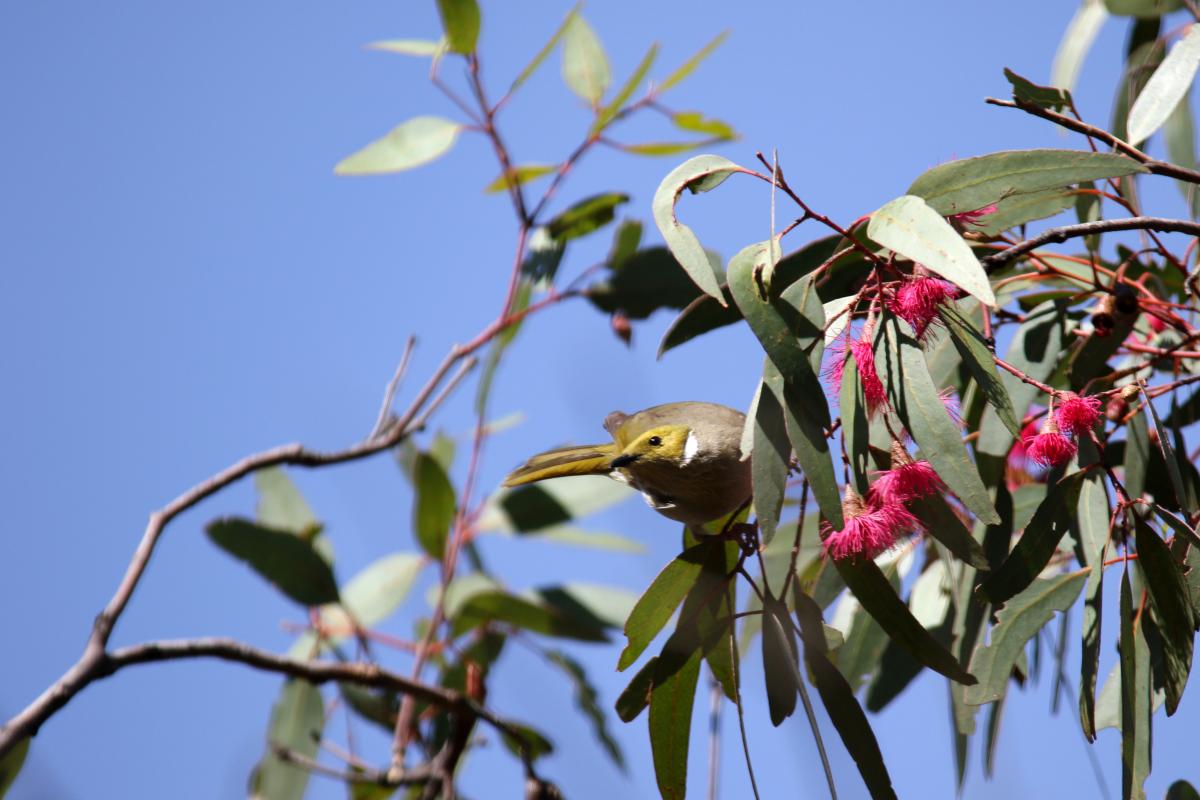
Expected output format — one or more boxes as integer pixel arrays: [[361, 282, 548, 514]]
[[726, 591, 762, 800], [707, 676, 722, 800], [372, 336, 417, 438], [981, 217, 1200, 274]]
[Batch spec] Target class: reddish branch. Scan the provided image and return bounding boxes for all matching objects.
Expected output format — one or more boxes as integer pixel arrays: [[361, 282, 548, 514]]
[[981, 217, 1200, 273]]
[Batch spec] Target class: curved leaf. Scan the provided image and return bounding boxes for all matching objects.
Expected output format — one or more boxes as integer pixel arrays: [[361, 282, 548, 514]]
[[652, 155, 746, 303], [561, 14, 610, 104], [940, 302, 1019, 437], [594, 44, 658, 132], [1051, 1, 1108, 93], [868, 195, 995, 306], [659, 31, 729, 93], [750, 379, 789, 545], [1128, 24, 1200, 145], [206, 518, 340, 607], [509, 8, 576, 94], [618, 540, 715, 670], [335, 117, 462, 176], [648, 631, 701, 800], [1135, 518, 1195, 715]]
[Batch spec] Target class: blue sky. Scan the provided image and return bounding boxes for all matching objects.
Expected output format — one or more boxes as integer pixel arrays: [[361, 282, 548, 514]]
[[3, 1, 1198, 798]]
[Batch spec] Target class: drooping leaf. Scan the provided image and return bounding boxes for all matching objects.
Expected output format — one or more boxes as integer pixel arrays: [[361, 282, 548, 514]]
[[940, 302, 1020, 437], [750, 379, 789, 545], [833, 557, 976, 684], [762, 597, 800, 726], [1140, 384, 1190, 514], [451, 589, 609, 642], [0, 736, 29, 799], [483, 163, 556, 194], [910, 494, 991, 569], [435, 0, 480, 54], [1166, 780, 1200, 800], [509, 7, 576, 94], [906, 149, 1145, 217], [1119, 568, 1152, 800], [586, 247, 708, 319], [875, 318, 998, 524], [594, 44, 658, 132], [546, 192, 629, 242], [206, 518, 340, 607], [1076, 474, 1110, 740], [413, 452, 457, 559], [1004, 67, 1072, 111], [618, 540, 717, 670], [1134, 518, 1195, 715], [476, 277, 532, 413], [478, 474, 632, 533], [335, 117, 462, 176], [1105, 0, 1183, 15], [1127, 24, 1200, 144], [869, 194, 995, 306], [500, 723, 556, 762], [607, 218, 643, 269], [560, 14, 610, 105], [544, 650, 625, 770], [1125, 407, 1151, 502], [616, 657, 657, 722], [980, 471, 1088, 607], [834, 554, 908, 692], [965, 569, 1089, 705], [1051, 1, 1108, 92], [1113, 19, 1166, 145], [255, 467, 320, 536], [249, 680, 325, 800], [648, 627, 702, 800], [652, 155, 746, 303], [326, 553, 423, 631], [366, 39, 443, 57], [657, 290, 741, 356], [658, 31, 729, 92], [1165, 95, 1200, 217], [671, 111, 736, 140]]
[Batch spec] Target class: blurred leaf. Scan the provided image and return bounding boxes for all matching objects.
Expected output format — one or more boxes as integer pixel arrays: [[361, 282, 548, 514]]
[[652, 154, 745, 303], [911, 494, 991, 569], [834, 557, 976, 684], [980, 472, 1088, 607], [1165, 95, 1200, 217], [323, 553, 424, 632], [546, 192, 629, 242], [519, 229, 564, 285], [1051, 1, 1108, 93], [1135, 518, 1195, 714], [615, 657, 657, 722], [477, 277, 532, 414], [435, 0, 479, 54], [1076, 474, 1110, 740], [876, 318, 998, 524], [1167, 780, 1200, 800], [413, 452, 457, 559], [478, 475, 632, 533], [484, 163, 556, 194], [869, 194, 995, 306], [618, 539, 716, 670], [536, 582, 636, 629], [1070, 307, 1137, 389], [366, 39, 443, 57], [659, 30, 729, 92], [940, 303, 1019, 436], [509, 7, 576, 94], [594, 43, 658, 131], [966, 569, 1089, 705], [350, 781, 396, 800], [206, 518, 340, 607], [0, 737, 29, 799], [1127, 24, 1200, 144], [561, 14, 610, 104], [500, 723, 555, 762], [794, 589, 898, 800], [499, 524, 645, 553], [1004, 67, 1072, 111], [1105, 0, 1182, 14], [762, 597, 800, 725], [657, 290, 740, 356], [971, 188, 1075, 237], [671, 111, 736, 139], [255, 467, 320, 536], [907, 149, 1145, 217], [340, 682, 399, 732], [1113, 20, 1166, 145], [586, 246, 707, 319], [544, 650, 625, 770], [648, 631, 701, 800], [452, 589, 609, 642], [1140, 384, 1191, 514], [619, 141, 712, 157], [249, 680, 324, 800], [607, 218, 642, 269], [335, 117, 462, 176]]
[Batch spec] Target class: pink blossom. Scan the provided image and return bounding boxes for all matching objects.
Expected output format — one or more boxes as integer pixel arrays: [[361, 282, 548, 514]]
[[849, 336, 888, 415], [1055, 393, 1101, 437], [948, 204, 998, 228], [870, 459, 943, 505], [822, 487, 897, 561], [888, 277, 957, 340], [874, 501, 923, 536], [1024, 431, 1077, 467]]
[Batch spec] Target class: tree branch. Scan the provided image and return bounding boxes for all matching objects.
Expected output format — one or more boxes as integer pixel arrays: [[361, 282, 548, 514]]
[[982, 217, 1200, 273]]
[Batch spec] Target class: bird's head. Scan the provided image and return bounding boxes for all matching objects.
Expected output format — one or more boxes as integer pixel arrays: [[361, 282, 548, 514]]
[[610, 424, 698, 469]]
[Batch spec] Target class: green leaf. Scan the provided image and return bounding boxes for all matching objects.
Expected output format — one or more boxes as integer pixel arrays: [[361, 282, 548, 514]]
[[1128, 25, 1200, 146], [906, 149, 1146, 217], [544, 650, 625, 770], [1076, 474, 1110, 740], [835, 555, 907, 692], [940, 302, 1020, 437], [0, 737, 29, 799], [910, 494, 991, 569], [659, 31, 729, 92], [671, 111, 736, 139], [1051, 1, 1108, 92], [1140, 384, 1190, 514], [607, 218, 642, 269], [1167, 780, 1200, 800], [618, 540, 716, 670], [435, 0, 480, 54], [868, 194, 995, 306], [452, 589, 609, 642], [206, 518, 340, 607], [1135, 518, 1195, 715], [750, 380, 789, 545], [255, 467, 320, 536], [335, 117, 462, 176], [509, 7, 576, 94], [970, 188, 1076, 237], [1105, 0, 1183, 15], [619, 141, 712, 157], [876, 318, 998, 524], [476, 277, 532, 413], [762, 598, 800, 725], [413, 452, 457, 559], [327, 553, 423, 630], [1113, 21, 1167, 145], [965, 569, 1089, 705], [652, 154, 746, 303], [339, 682, 399, 732], [560, 14, 610, 105], [615, 657, 657, 722], [1119, 567, 1152, 800], [1004, 67, 1072, 111], [586, 246, 707, 319], [1165, 95, 1200, 218], [249, 680, 325, 800], [366, 39, 443, 57], [839, 347, 870, 495], [483, 163, 556, 194], [648, 632, 701, 800], [833, 557, 976, 684], [546, 192, 629, 242], [793, 589, 898, 800], [594, 44, 658, 131], [980, 472, 1088, 607], [479, 475, 632, 533], [657, 291, 740, 356], [1126, 407, 1151, 502], [500, 722, 555, 762]]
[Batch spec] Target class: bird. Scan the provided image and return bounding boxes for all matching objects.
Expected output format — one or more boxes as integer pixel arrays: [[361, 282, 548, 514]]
[[502, 402, 752, 526]]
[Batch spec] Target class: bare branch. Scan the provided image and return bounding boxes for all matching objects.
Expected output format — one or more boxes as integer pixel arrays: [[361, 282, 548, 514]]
[[371, 336, 417, 438], [982, 217, 1200, 273]]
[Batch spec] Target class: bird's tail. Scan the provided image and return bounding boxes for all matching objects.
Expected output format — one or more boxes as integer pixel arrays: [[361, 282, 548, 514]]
[[502, 443, 617, 487]]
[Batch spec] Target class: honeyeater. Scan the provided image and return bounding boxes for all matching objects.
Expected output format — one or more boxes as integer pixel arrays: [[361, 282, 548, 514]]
[[502, 402, 752, 526]]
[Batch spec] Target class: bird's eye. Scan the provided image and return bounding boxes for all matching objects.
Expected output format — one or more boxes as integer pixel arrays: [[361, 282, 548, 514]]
[[648, 436, 662, 447]]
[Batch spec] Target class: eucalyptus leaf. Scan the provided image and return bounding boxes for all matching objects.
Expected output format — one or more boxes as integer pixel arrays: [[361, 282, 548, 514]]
[[0, 737, 29, 799], [594, 44, 658, 131], [1127, 24, 1200, 145], [1135, 518, 1195, 715], [249, 680, 325, 800], [1051, 2, 1109, 93], [413, 452, 456, 559], [366, 39, 443, 57], [561, 14, 610, 105], [940, 302, 1019, 436], [335, 117, 462, 176], [484, 163, 556, 194], [206, 518, 340, 607], [435, 0, 480, 54], [659, 31, 729, 92], [509, 7, 576, 94], [618, 540, 717, 670]]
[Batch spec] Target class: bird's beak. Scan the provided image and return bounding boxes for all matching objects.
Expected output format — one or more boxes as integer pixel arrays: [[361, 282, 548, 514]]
[[610, 453, 639, 469]]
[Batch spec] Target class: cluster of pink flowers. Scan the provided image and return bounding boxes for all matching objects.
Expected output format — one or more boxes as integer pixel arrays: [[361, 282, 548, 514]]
[[828, 327, 888, 416], [887, 276, 958, 340], [1021, 393, 1102, 469], [822, 446, 944, 561]]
